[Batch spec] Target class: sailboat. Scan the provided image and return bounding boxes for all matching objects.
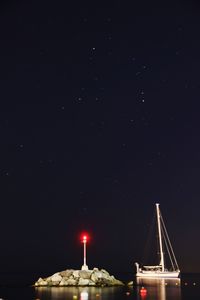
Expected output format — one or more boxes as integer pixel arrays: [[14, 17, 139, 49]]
[[135, 203, 180, 278]]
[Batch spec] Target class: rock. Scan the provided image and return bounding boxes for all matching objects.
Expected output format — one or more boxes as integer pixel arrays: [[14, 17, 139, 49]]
[[78, 278, 90, 286], [38, 279, 48, 286], [35, 277, 48, 286], [46, 276, 52, 283], [88, 280, 96, 286], [60, 270, 74, 277], [66, 278, 78, 285], [59, 280, 65, 286], [73, 270, 80, 278], [51, 273, 62, 282], [79, 270, 92, 279], [59, 278, 69, 286], [91, 270, 118, 286], [34, 268, 124, 287], [101, 269, 110, 276], [112, 279, 124, 286], [91, 271, 103, 283], [101, 272, 111, 281]]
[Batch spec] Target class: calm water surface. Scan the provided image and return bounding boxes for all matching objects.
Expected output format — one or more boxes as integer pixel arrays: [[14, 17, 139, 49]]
[[0, 274, 199, 300]]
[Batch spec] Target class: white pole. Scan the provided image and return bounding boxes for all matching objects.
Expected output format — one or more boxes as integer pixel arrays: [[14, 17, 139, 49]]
[[156, 203, 164, 272], [81, 235, 88, 270], [83, 240, 87, 266]]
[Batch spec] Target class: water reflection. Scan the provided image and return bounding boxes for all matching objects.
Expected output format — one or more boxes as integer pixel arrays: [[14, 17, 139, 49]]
[[35, 279, 181, 300], [136, 278, 181, 300], [80, 290, 89, 300], [35, 286, 123, 300]]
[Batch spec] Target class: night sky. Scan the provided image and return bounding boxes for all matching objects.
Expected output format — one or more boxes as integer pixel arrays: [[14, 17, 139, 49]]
[[1, 0, 200, 284]]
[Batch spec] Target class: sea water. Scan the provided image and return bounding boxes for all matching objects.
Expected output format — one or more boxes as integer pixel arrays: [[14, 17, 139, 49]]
[[0, 274, 199, 300]]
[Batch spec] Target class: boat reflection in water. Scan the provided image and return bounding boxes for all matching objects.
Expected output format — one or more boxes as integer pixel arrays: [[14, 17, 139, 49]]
[[136, 277, 181, 300], [35, 286, 121, 300]]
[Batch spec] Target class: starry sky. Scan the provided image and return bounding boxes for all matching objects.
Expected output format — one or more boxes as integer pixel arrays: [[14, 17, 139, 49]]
[[1, 0, 200, 284]]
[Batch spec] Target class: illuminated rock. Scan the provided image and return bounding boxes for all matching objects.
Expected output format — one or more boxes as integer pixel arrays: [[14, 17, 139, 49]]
[[79, 270, 92, 279], [91, 271, 103, 282], [88, 280, 96, 286], [101, 269, 110, 276], [90, 269, 122, 286], [78, 278, 90, 286], [34, 268, 124, 287], [93, 267, 99, 271], [66, 278, 77, 285], [73, 270, 80, 278], [51, 273, 62, 282], [36, 278, 48, 286], [60, 269, 74, 277], [59, 278, 69, 286]]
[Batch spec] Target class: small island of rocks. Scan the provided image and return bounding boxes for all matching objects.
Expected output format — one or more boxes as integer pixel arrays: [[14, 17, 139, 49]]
[[35, 268, 124, 287]]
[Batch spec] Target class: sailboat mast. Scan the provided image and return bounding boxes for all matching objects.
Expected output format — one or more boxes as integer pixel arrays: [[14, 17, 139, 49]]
[[156, 203, 165, 272]]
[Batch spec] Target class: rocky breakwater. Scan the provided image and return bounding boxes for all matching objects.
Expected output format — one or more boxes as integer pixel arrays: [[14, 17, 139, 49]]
[[35, 268, 124, 287]]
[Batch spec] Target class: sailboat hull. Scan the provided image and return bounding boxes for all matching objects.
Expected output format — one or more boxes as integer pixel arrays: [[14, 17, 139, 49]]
[[136, 271, 180, 278]]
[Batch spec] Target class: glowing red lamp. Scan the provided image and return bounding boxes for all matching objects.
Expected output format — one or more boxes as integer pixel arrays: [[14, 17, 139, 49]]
[[82, 235, 88, 243], [80, 232, 90, 243]]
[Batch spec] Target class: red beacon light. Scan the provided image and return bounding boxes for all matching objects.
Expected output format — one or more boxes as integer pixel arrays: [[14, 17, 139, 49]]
[[80, 233, 90, 243], [83, 235, 87, 243]]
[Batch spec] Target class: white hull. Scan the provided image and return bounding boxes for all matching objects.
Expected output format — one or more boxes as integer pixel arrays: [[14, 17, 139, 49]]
[[136, 271, 180, 278]]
